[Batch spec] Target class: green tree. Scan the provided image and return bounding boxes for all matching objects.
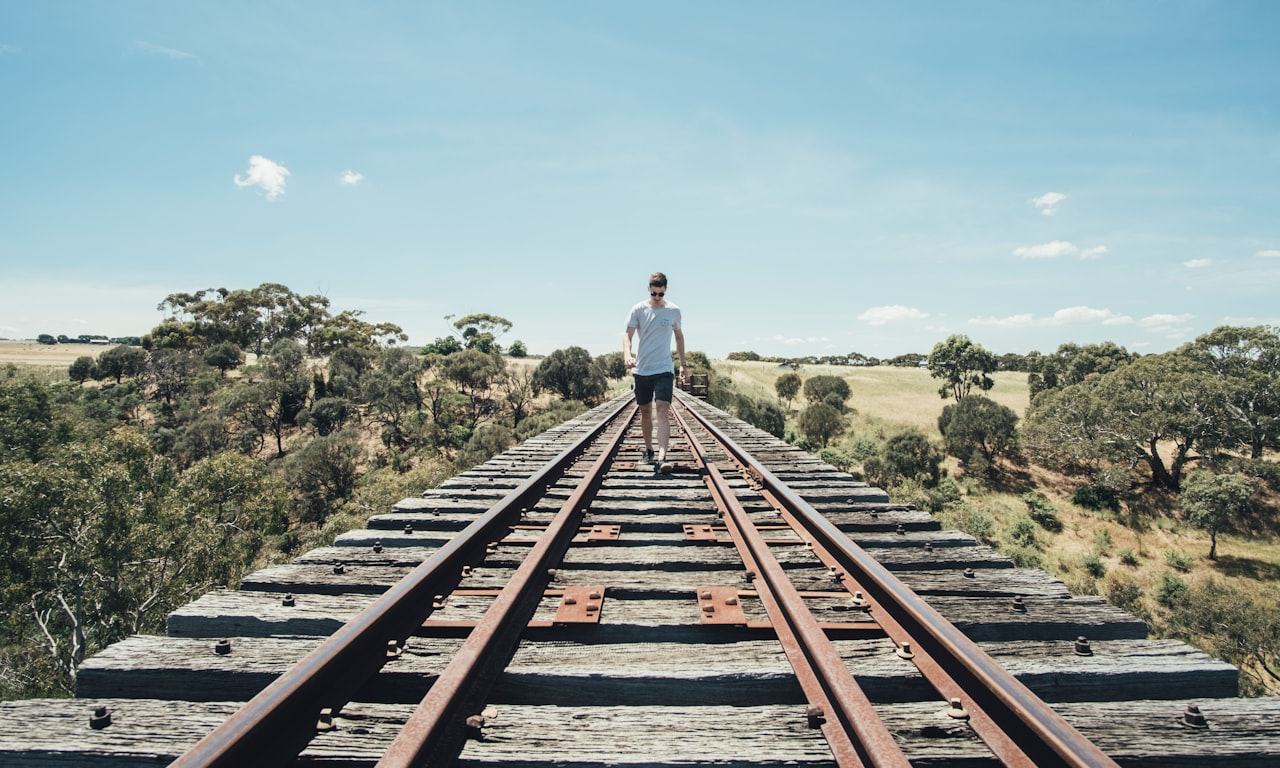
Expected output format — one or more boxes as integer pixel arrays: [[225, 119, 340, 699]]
[[937, 395, 1020, 469], [68, 356, 95, 384], [1180, 470, 1256, 560], [1184, 325, 1280, 459], [532, 346, 608, 404], [802, 375, 851, 408], [797, 403, 845, 447], [595, 351, 627, 380], [928, 335, 997, 401], [420, 335, 464, 357], [362, 347, 427, 449], [283, 430, 363, 523], [866, 430, 943, 488], [94, 345, 149, 384], [452, 313, 513, 349], [507, 340, 528, 358], [203, 342, 245, 376], [775, 372, 802, 409], [309, 310, 407, 355], [442, 349, 502, 429]]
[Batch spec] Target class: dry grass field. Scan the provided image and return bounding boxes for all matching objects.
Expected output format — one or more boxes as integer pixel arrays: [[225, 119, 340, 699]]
[[0, 340, 106, 368]]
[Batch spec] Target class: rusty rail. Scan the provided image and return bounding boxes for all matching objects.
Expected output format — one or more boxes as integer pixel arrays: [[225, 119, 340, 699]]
[[674, 404, 911, 768], [170, 397, 635, 767], [675, 391, 1120, 768]]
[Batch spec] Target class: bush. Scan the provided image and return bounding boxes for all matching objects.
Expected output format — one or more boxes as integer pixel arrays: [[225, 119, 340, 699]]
[[1156, 574, 1190, 607], [1009, 516, 1038, 548], [1165, 550, 1193, 572], [1072, 483, 1121, 512], [1021, 492, 1063, 532], [1006, 544, 1043, 569], [1118, 548, 1139, 567], [1105, 575, 1145, 615], [1081, 553, 1107, 578]]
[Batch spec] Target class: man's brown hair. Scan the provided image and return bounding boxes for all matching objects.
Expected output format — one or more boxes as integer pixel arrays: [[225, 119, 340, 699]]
[[649, 272, 668, 288]]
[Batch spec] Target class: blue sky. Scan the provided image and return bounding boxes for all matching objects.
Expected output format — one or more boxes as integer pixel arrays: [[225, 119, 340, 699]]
[[2, 1, 1278, 360]]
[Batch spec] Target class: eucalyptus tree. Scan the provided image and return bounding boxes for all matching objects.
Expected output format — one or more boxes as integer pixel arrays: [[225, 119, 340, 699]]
[[927, 335, 997, 402]]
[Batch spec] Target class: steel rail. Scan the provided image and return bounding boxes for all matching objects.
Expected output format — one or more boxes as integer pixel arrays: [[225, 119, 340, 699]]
[[378, 401, 637, 767], [673, 403, 912, 768], [676, 392, 1120, 768], [171, 395, 635, 767]]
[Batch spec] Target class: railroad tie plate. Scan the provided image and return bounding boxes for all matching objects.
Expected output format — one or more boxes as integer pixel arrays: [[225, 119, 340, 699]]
[[683, 523, 723, 542], [697, 586, 747, 625], [553, 586, 605, 625], [576, 524, 621, 542]]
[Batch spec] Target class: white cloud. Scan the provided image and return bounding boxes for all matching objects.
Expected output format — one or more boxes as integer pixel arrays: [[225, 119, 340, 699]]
[[970, 313, 1036, 328], [1139, 313, 1195, 337], [0, 43, 20, 55], [135, 41, 195, 59], [1080, 246, 1108, 260], [1030, 191, 1067, 215], [858, 305, 928, 326], [340, 170, 365, 186], [1184, 258, 1212, 268], [234, 156, 290, 200], [1256, 249, 1280, 258], [1013, 240, 1078, 258], [1053, 306, 1133, 326]]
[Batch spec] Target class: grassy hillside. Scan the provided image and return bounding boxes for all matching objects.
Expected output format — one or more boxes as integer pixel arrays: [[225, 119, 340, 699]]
[[714, 359, 1280, 696]]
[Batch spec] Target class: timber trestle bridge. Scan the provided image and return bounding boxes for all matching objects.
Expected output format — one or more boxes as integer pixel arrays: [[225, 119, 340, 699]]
[[3, 391, 1279, 766]]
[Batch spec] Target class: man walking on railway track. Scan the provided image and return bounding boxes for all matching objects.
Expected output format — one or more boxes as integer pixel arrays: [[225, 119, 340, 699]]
[[624, 271, 686, 473]]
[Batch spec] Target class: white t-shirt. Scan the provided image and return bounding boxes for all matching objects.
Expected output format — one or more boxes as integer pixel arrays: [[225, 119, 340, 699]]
[[626, 300, 682, 376]]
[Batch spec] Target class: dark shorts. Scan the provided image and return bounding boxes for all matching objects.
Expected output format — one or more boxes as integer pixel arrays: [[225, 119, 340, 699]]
[[633, 372, 675, 406]]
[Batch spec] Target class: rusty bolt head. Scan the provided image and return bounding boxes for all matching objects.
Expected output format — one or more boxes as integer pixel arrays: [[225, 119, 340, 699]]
[[372, 542, 383, 553], [588, 590, 602, 600], [869, 509, 879, 518], [404, 523, 414, 534], [316, 708, 335, 732], [700, 590, 713, 600], [465, 714, 486, 739], [963, 568, 975, 578], [386, 640, 404, 660], [563, 596, 578, 605], [214, 638, 232, 655], [1074, 636, 1093, 656], [333, 563, 345, 575], [1179, 703, 1209, 730], [805, 705, 826, 728], [896, 642, 915, 660], [1011, 596, 1027, 612], [282, 594, 296, 607], [89, 705, 112, 730]]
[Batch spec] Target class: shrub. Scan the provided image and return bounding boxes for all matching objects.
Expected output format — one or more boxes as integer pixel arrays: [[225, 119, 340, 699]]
[[1165, 550, 1193, 572], [1156, 573, 1190, 607], [1005, 545, 1043, 569], [1009, 516, 1038, 548], [1072, 483, 1121, 512], [1118, 548, 1139, 567], [1105, 575, 1144, 614], [1093, 529, 1113, 555], [1021, 492, 1063, 532], [1081, 553, 1107, 578]]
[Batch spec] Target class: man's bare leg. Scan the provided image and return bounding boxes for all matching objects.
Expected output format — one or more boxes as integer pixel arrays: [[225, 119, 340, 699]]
[[655, 400, 673, 472], [639, 403, 654, 462]]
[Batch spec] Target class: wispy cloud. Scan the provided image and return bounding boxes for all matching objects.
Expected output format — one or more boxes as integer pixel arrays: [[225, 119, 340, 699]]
[[970, 306, 1134, 327], [1256, 249, 1280, 258], [858, 305, 928, 326], [1184, 258, 1212, 268], [234, 155, 291, 200], [134, 41, 195, 60], [1013, 240, 1078, 258], [1139, 313, 1195, 337], [340, 170, 365, 186], [0, 43, 20, 55], [1013, 241, 1107, 260], [1030, 191, 1067, 215], [760, 334, 831, 346]]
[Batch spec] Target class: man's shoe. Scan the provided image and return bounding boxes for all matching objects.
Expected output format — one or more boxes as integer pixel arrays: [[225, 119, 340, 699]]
[[642, 449, 655, 465], [656, 450, 673, 473]]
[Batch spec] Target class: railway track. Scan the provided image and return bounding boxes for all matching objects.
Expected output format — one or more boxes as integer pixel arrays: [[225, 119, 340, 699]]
[[2, 390, 1279, 766]]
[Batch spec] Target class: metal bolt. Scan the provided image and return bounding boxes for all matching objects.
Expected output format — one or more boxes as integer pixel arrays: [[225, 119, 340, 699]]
[[1178, 703, 1209, 730], [372, 542, 383, 553], [896, 524, 905, 535], [805, 705, 826, 728], [465, 714, 486, 739], [869, 509, 879, 518], [700, 590, 713, 600], [896, 642, 915, 660], [432, 595, 446, 610], [89, 705, 112, 730], [386, 640, 405, 660], [1011, 596, 1027, 612], [214, 638, 232, 655], [924, 542, 933, 553], [943, 698, 970, 720], [1074, 636, 1093, 656], [333, 563, 345, 575], [282, 594, 296, 607], [963, 568, 975, 578], [316, 708, 335, 732], [470, 484, 477, 492], [404, 524, 414, 535]]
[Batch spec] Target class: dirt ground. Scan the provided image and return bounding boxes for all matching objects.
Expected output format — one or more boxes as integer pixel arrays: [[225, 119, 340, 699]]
[[0, 340, 107, 368]]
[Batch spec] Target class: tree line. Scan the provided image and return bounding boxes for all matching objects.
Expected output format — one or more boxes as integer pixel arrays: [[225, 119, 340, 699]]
[[0, 283, 638, 700]]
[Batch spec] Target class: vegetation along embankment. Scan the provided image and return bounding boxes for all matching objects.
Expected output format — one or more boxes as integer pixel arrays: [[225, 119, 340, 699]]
[[1, 283, 1276, 700]]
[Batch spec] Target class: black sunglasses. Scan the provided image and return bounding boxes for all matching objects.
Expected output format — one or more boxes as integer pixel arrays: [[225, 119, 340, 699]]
[[649, 290, 665, 297]]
